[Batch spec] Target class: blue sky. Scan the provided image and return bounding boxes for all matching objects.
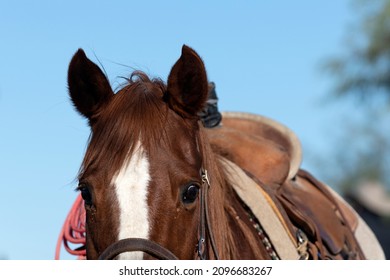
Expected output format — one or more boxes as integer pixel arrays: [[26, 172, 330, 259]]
[[0, 1, 357, 259]]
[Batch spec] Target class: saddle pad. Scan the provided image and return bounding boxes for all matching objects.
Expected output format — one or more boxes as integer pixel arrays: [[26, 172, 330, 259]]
[[220, 157, 300, 259]]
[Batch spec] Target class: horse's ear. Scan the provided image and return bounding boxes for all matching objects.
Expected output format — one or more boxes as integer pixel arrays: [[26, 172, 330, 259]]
[[167, 45, 208, 118], [68, 49, 114, 122]]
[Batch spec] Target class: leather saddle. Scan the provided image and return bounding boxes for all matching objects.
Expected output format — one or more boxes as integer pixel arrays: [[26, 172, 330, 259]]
[[206, 112, 365, 259]]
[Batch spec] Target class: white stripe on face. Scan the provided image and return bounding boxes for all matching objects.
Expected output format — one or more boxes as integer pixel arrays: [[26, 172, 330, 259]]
[[112, 142, 150, 259]]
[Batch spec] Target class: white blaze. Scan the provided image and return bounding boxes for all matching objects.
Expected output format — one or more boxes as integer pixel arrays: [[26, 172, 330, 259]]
[[112, 142, 150, 259]]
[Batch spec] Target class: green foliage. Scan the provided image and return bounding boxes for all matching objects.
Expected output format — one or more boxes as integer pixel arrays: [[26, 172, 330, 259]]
[[319, 0, 390, 194], [319, 110, 390, 192], [324, 0, 390, 106]]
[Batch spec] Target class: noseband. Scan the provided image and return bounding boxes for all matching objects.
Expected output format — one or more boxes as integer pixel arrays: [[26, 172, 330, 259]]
[[98, 169, 220, 260], [98, 238, 179, 260]]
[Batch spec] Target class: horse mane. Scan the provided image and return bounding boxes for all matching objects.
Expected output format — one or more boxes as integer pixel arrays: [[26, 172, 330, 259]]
[[197, 127, 242, 259], [199, 127, 269, 259], [78, 71, 168, 179]]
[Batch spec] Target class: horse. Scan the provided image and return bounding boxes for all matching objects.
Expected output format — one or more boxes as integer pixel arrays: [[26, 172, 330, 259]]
[[66, 45, 385, 260]]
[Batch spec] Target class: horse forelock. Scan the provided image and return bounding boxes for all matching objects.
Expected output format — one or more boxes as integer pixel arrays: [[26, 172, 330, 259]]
[[79, 71, 168, 179]]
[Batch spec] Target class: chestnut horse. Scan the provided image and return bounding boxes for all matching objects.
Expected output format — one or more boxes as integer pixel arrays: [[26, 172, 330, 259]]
[[67, 45, 385, 260]]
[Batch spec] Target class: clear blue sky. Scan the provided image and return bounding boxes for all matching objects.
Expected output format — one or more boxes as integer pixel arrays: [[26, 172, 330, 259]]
[[0, 1, 356, 259]]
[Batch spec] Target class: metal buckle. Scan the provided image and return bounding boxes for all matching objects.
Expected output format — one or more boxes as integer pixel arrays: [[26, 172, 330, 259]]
[[296, 229, 309, 260], [201, 169, 210, 186], [197, 238, 206, 260]]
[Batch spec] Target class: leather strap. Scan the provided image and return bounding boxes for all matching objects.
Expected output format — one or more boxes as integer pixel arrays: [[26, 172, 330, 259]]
[[98, 238, 179, 260], [197, 175, 207, 259], [199, 169, 220, 260]]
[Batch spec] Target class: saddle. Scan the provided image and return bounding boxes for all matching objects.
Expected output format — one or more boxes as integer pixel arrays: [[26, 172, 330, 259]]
[[207, 112, 365, 259]]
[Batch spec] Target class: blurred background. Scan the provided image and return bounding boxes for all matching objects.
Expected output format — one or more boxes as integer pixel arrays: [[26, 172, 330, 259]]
[[0, 0, 389, 259]]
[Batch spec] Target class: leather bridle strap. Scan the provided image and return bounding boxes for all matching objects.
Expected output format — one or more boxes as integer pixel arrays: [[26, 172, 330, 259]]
[[197, 171, 207, 259], [98, 238, 179, 260], [197, 169, 220, 260]]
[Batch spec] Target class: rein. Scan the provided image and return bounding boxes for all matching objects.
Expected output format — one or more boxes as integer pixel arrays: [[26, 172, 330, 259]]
[[98, 238, 179, 260]]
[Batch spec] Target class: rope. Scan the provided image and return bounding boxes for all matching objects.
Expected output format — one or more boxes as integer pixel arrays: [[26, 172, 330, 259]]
[[55, 194, 86, 259]]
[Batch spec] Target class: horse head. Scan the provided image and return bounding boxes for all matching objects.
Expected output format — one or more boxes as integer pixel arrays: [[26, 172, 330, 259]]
[[67, 46, 226, 259]]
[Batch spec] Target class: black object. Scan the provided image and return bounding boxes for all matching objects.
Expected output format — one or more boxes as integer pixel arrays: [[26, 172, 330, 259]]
[[199, 82, 222, 128]]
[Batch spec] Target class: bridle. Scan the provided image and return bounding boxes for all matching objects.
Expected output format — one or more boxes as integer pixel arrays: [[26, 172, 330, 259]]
[[98, 168, 220, 260], [196, 169, 219, 260]]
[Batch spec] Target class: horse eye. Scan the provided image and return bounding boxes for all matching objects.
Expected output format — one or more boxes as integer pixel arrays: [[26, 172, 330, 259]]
[[182, 184, 200, 204], [78, 183, 93, 205]]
